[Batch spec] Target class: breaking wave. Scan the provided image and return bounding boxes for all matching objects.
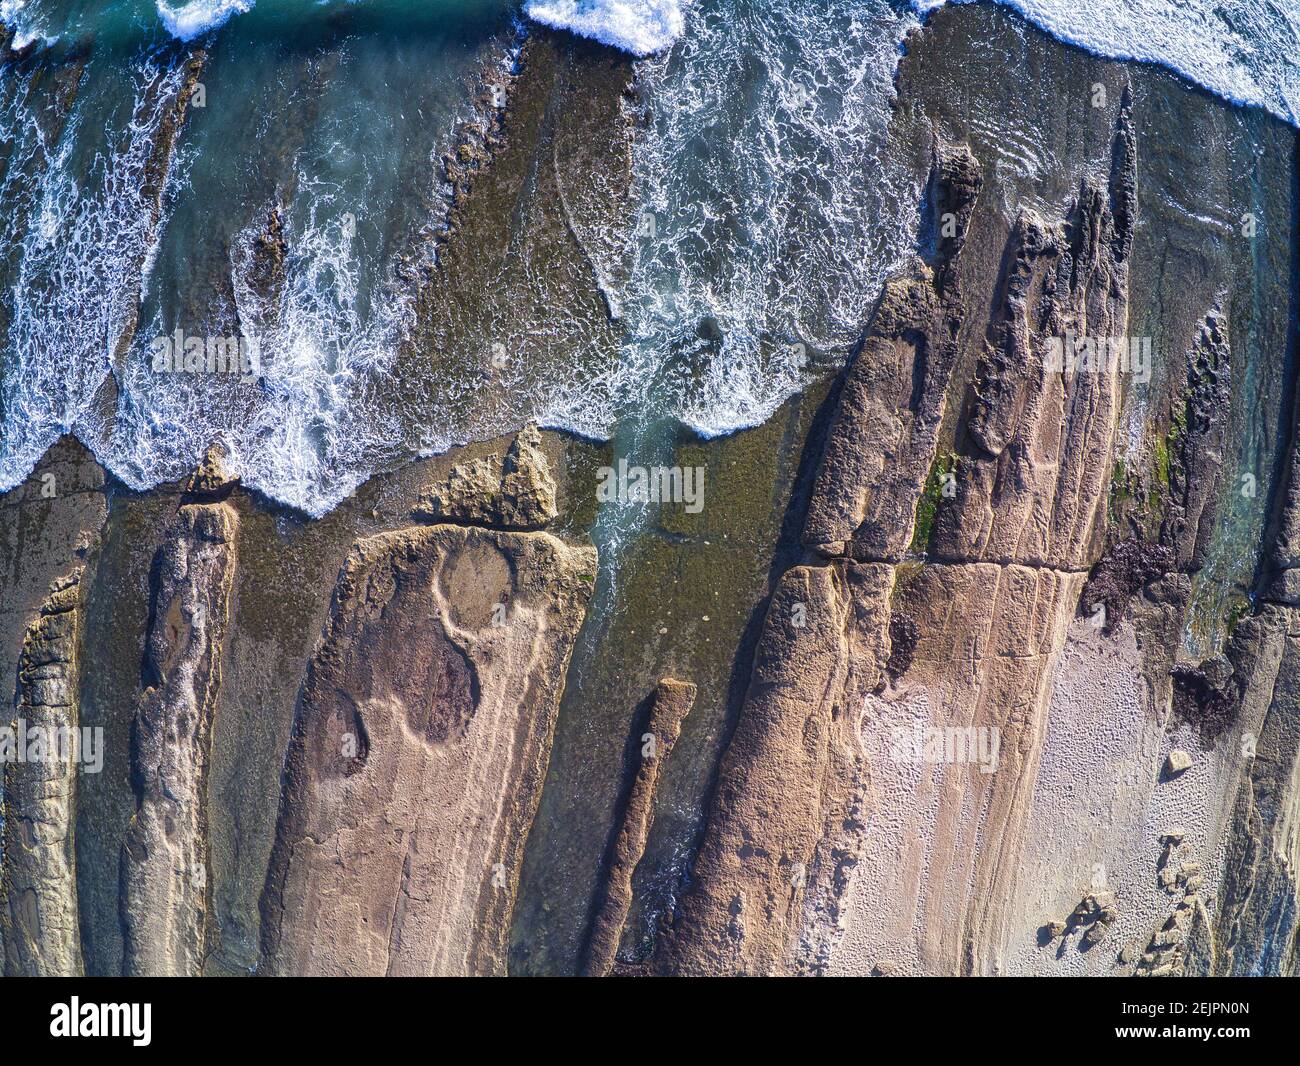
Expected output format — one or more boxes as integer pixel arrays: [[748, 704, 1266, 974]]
[[2, 0, 1297, 516], [523, 0, 683, 55], [917, 0, 1299, 128], [155, 0, 253, 42], [619, 0, 920, 439]]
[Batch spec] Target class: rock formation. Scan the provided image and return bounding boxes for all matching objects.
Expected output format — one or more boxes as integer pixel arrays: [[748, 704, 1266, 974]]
[[414, 424, 558, 529], [802, 142, 981, 562], [260, 523, 595, 975], [0, 4, 1296, 982], [1, 569, 88, 976], [120, 492, 239, 976], [656, 83, 1142, 976], [582, 678, 695, 976]]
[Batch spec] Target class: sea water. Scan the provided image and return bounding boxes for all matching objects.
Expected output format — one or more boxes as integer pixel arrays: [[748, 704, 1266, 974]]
[[0, 0, 1295, 515]]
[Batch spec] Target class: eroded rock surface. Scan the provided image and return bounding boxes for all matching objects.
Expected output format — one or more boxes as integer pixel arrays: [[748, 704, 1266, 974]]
[[582, 678, 695, 976], [120, 499, 239, 976], [659, 84, 1143, 976], [803, 142, 981, 563], [1, 569, 88, 976], [414, 424, 558, 530], [261, 524, 595, 975]]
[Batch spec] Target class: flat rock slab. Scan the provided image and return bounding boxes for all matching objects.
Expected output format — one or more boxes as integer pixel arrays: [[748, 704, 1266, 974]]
[[262, 524, 595, 976]]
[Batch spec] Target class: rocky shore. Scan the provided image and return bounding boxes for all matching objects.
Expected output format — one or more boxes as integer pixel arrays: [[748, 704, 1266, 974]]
[[1, 5, 1297, 976]]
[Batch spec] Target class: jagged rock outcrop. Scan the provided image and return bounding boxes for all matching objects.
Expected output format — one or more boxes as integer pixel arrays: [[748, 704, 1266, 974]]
[[802, 142, 981, 562], [260, 524, 595, 975], [184, 440, 240, 503], [120, 497, 239, 977], [659, 84, 1140, 976], [866, 92, 1136, 977], [1160, 308, 1231, 571], [414, 424, 558, 529], [655, 140, 987, 976], [0, 437, 107, 977], [1211, 316, 1300, 973], [1, 569, 88, 976], [582, 678, 695, 976], [933, 153, 1133, 568]]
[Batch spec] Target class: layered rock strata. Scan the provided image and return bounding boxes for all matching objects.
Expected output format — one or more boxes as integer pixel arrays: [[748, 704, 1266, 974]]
[[582, 678, 695, 976], [1, 569, 88, 976], [654, 140, 983, 975], [260, 523, 596, 975], [658, 87, 1140, 975], [120, 481, 239, 976]]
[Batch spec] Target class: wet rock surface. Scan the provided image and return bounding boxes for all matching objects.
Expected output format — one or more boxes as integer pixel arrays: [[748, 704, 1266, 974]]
[[0, 3, 1296, 978]]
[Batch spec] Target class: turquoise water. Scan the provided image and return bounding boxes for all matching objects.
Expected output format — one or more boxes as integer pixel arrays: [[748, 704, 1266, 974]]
[[0, 0, 1296, 514]]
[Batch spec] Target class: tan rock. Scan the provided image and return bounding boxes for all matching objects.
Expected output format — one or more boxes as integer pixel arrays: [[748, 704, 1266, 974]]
[[1, 569, 87, 976], [654, 561, 893, 975], [802, 142, 982, 563], [582, 678, 696, 977], [260, 524, 595, 975], [414, 424, 557, 530], [121, 502, 238, 976], [183, 440, 238, 500]]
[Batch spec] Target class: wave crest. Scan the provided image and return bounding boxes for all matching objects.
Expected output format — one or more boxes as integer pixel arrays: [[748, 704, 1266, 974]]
[[155, 0, 253, 41], [523, 0, 684, 56]]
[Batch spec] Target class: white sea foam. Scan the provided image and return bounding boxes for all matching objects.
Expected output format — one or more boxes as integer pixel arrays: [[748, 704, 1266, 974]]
[[523, 0, 684, 55], [5, 0, 1297, 517], [98, 170, 413, 517], [0, 0, 46, 48], [156, 0, 253, 41], [917, 0, 1299, 128], [620, 0, 921, 440], [150, 0, 687, 55], [0, 58, 193, 497]]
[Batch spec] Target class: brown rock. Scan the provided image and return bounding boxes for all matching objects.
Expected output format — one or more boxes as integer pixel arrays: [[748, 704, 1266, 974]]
[[654, 561, 892, 975], [121, 502, 238, 976], [802, 142, 982, 563], [414, 424, 557, 530], [581, 678, 696, 977], [260, 524, 595, 975], [1, 569, 88, 976], [183, 440, 239, 502]]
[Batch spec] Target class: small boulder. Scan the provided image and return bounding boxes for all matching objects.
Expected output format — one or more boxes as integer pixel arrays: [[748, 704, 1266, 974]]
[[414, 424, 557, 530], [184, 440, 238, 502]]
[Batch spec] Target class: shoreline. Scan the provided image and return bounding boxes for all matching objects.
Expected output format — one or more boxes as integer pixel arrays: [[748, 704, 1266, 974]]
[[1, 0, 1298, 976]]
